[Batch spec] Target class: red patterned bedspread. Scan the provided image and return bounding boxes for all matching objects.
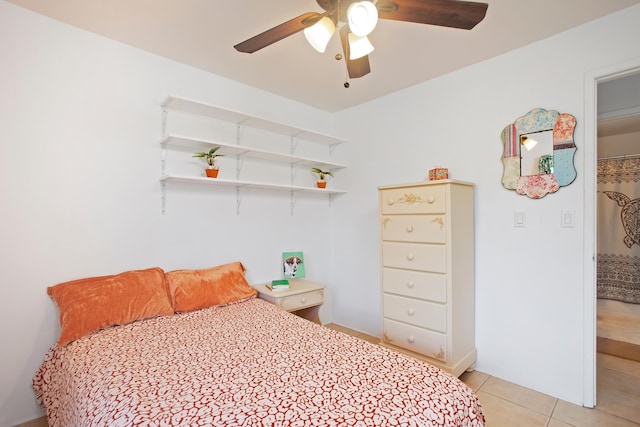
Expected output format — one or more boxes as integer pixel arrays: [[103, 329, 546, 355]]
[[34, 298, 484, 426]]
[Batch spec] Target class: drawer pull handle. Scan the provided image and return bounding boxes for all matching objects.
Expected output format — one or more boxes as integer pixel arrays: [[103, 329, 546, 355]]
[[407, 253, 414, 261], [387, 198, 395, 206], [300, 297, 307, 304], [407, 308, 415, 316], [406, 225, 414, 233], [427, 196, 435, 204], [408, 336, 415, 343], [407, 281, 415, 288]]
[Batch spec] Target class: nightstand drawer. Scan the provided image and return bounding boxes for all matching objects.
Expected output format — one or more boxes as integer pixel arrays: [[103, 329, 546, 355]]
[[380, 186, 445, 214], [253, 279, 325, 324], [382, 242, 446, 273], [279, 289, 324, 312], [381, 214, 446, 243], [383, 319, 448, 362], [383, 294, 447, 333], [382, 268, 446, 303]]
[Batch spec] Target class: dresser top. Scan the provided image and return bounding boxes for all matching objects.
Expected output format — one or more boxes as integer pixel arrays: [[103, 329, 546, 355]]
[[378, 179, 474, 190]]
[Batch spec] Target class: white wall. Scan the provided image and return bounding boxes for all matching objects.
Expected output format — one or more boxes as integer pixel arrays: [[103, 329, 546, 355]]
[[332, 4, 640, 407], [0, 2, 344, 425], [598, 130, 640, 157]]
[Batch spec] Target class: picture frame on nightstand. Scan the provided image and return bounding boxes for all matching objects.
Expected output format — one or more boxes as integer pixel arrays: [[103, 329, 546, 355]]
[[282, 251, 305, 279]]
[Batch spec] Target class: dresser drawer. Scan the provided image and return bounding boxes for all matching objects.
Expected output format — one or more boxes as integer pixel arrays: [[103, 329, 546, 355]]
[[279, 289, 324, 312], [382, 268, 446, 303], [383, 294, 447, 333], [381, 214, 446, 243], [380, 186, 445, 214], [382, 319, 448, 362], [382, 242, 446, 273]]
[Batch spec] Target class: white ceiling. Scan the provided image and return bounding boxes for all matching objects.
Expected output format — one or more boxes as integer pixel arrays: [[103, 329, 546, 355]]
[[7, 0, 640, 112]]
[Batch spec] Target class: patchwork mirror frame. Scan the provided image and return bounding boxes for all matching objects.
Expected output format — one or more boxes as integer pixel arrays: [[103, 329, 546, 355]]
[[501, 108, 577, 199]]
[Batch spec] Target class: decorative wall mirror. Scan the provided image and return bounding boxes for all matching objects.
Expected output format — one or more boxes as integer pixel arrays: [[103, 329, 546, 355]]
[[501, 108, 577, 199]]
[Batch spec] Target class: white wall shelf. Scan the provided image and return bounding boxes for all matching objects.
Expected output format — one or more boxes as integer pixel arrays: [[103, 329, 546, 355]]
[[160, 135, 347, 171], [161, 95, 347, 148], [160, 174, 347, 195], [159, 96, 347, 214]]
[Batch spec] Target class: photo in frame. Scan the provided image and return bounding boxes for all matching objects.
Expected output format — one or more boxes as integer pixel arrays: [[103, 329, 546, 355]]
[[282, 251, 305, 279]]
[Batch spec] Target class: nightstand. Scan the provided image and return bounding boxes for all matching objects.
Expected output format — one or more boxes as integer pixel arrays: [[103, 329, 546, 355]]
[[253, 279, 324, 324]]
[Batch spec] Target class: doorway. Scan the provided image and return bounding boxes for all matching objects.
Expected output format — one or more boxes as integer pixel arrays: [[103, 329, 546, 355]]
[[596, 72, 640, 361], [584, 60, 640, 408]]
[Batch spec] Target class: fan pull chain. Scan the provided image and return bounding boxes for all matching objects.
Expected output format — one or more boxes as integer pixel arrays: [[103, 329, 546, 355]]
[[338, 0, 349, 88]]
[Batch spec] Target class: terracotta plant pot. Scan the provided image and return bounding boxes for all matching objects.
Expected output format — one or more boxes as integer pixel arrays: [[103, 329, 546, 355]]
[[205, 168, 219, 178], [316, 180, 327, 189]]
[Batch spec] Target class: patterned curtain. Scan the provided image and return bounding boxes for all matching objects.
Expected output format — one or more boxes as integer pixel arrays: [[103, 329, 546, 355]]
[[597, 157, 640, 304]]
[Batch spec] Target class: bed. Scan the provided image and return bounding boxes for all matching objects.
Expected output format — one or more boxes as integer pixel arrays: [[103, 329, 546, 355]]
[[33, 262, 485, 426]]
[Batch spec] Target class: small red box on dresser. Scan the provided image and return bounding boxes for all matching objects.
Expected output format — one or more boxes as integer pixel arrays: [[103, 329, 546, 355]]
[[429, 167, 449, 181]]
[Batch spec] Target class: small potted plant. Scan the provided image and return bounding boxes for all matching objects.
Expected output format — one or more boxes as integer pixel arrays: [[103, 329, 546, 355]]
[[311, 167, 333, 189], [193, 146, 223, 178]]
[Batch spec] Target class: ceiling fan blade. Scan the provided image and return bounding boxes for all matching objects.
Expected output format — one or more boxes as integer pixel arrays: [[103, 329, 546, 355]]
[[234, 12, 322, 53], [378, 0, 488, 30], [339, 26, 371, 79]]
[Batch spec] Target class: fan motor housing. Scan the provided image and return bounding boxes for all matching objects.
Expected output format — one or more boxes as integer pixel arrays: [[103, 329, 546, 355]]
[[316, 0, 398, 23]]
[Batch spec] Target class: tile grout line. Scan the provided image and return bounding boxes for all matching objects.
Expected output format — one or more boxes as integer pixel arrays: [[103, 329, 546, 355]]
[[548, 398, 560, 426], [475, 373, 490, 391]]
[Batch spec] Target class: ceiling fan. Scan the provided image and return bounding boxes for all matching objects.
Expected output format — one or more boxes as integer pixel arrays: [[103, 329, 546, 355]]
[[234, 0, 489, 81]]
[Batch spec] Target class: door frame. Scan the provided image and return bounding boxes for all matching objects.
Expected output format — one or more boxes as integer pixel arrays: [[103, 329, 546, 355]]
[[583, 57, 640, 408]]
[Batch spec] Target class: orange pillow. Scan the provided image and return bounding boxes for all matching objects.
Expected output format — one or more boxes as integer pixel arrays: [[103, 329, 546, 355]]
[[165, 262, 257, 313], [48, 267, 174, 346]]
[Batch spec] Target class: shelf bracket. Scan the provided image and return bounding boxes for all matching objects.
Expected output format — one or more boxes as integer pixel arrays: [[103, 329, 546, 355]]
[[161, 148, 167, 175], [290, 137, 299, 156], [160, 105, 168, 215], [236, 123, 245, 145], [290, 190, 297, 216], [329, 143, 337, 157], [236, 186, 242, 215], [236, 125, 244, 183], [161, 107, 168, 138], [161, 181, 167, 215], [236, 155, 245, 180]]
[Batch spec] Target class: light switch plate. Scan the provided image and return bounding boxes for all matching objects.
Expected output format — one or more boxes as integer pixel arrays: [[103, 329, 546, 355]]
[[514, 211, 526, 227], [561, 210, 575, 228]]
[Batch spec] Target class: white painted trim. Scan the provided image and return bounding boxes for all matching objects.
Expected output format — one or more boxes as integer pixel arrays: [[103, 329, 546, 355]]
[[583, 69, 597, 409], [598, 105, 640, 121], [583, 57, 640, 408]]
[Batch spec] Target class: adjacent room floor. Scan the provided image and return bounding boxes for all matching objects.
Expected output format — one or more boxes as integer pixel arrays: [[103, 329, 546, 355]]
[[18, 323, 640, 427], [597, 308, 640, 363]]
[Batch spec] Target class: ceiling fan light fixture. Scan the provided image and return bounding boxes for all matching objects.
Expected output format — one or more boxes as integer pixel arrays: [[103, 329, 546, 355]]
[[303, 16, 336, 53], [347, 1, 378, 37], [348, 33, 374, 60]]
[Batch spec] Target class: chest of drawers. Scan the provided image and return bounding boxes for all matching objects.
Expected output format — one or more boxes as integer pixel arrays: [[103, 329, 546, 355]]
[[378, 180, 476, 377]]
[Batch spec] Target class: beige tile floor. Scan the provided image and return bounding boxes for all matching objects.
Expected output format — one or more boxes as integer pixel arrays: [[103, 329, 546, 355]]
[[17, 324, 640, 427], [597, 311, 640, 346], [325, 323, 640, 427]]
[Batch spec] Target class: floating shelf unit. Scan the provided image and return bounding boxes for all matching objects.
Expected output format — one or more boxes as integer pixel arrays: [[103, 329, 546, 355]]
[[160, 95, 348, 214]]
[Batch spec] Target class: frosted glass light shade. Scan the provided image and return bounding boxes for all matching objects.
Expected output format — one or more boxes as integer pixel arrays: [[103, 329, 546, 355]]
[[304, 17, 336, 53], [348, 33, 374, 59], [347, 1, 378, 37]]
